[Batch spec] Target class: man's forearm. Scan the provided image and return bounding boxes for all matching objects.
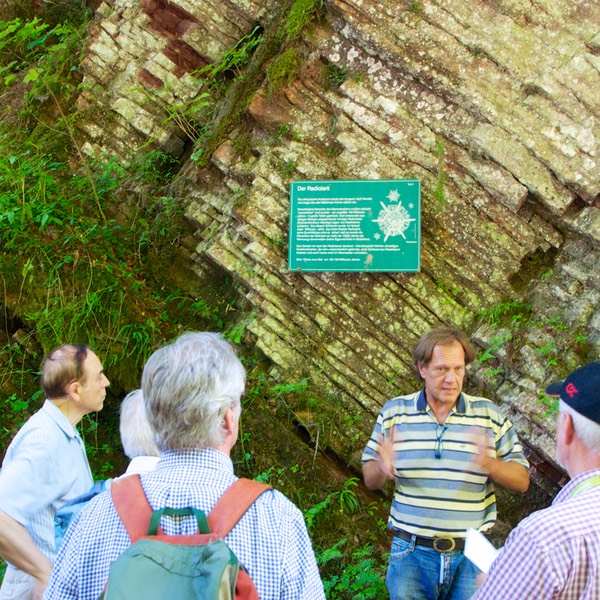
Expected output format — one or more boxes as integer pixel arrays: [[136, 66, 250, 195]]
[[484, 459, 530, 492], [0, 511, 52, 585]]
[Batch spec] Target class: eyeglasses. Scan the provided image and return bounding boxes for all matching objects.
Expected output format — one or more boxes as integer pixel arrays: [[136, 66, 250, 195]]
[[434, 424, 447, 459]]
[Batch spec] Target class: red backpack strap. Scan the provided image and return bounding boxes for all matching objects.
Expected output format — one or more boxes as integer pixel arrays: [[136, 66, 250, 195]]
[[208, 479, 271, 537], [111, 475, 270, 540], [110, 474, 154, 542]]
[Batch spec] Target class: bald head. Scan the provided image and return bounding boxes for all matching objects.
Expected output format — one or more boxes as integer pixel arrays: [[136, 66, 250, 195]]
[[40, 344, 89, 399]]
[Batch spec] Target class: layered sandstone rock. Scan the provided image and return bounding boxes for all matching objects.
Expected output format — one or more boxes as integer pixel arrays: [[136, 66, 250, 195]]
[[77, 0, 599, 490]]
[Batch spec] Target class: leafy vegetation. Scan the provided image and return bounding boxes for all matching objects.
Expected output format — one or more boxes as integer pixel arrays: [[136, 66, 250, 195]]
[[318, 540, 387, 599], [199, 25, 264, 87], [326, 63, 349, 88], [285, 0, 324, 41], [266, 48, 302, 96], [0, 15, 239, 431], [475, 298, 591, 413], [179, 0, 324, 165]]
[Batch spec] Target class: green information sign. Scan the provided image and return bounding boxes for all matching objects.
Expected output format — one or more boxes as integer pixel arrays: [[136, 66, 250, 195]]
[[289, 179, 421, 272]]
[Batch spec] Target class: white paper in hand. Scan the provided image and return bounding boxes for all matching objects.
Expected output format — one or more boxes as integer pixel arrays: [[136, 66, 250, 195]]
[[464, 528, 500, 573]]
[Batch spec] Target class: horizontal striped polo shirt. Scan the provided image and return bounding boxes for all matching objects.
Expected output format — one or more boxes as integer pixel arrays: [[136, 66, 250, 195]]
[[362, 390, 529, 538]]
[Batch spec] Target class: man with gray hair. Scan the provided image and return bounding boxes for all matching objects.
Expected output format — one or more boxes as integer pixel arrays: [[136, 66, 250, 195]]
[[473, 362, 600, 599], [44, 332, 325, 600]]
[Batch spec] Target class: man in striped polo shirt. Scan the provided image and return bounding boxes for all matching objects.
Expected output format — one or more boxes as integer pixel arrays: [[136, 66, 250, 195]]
[[362, 327, 529, 600]]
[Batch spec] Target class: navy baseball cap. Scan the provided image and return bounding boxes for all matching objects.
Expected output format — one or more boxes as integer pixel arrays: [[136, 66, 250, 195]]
[[545, 362, 600, 424]]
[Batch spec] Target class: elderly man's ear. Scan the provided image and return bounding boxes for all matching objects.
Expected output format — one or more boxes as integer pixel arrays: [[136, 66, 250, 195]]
[[223, 407, 237, 432], [66, 380, 80, 398], [221, 406, 240, 452], [558, 412, 575, 446]]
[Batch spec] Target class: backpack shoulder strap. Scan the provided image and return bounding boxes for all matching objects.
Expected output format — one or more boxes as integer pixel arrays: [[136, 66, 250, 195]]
[[111, 475, 270, 540], [208, 479, 271, 537], [110, 474, 154, 542]]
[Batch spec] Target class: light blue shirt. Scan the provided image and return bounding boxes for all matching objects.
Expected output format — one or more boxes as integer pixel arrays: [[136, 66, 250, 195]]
[[0, 400, 93, 562], [44, 448, 325, 600]]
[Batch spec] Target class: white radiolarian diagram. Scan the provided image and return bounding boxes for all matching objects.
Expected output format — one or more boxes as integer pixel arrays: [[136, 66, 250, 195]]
[[372, 189, 416, 242]]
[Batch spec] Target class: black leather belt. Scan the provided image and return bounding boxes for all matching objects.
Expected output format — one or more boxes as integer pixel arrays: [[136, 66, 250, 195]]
[[394, 529, 465, 552]]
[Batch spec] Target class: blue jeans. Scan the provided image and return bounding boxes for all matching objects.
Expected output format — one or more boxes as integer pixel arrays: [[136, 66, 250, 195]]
[[386, 535, 479, 600]]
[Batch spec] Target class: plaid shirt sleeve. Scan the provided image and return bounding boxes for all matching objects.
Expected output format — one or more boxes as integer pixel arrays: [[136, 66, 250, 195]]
[[280, 501, 325, 600], [471, 527, 559, 599]]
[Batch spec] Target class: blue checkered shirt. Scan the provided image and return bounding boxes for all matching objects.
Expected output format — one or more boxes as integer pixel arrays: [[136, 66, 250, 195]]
[[43, 448, 325, 600]]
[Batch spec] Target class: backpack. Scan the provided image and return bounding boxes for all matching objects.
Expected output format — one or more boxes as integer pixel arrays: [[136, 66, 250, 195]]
[[100, 474, 271, 600], [54, 479, 110, 551]]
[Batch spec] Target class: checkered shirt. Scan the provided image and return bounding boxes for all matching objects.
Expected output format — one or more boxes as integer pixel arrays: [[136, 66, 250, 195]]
[[43, 448, 325, 600], [472, 468, 600, 599]]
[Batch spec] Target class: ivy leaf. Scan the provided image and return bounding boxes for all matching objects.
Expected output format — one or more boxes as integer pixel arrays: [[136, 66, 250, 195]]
[[24, 68, 40, 83]]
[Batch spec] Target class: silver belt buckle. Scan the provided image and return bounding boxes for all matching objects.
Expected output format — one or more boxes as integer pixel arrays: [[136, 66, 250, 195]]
[[433, 536, 456, 552]]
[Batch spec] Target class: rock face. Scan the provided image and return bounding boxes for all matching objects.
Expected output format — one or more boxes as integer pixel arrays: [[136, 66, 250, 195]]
[[78, 0, 599, 494]]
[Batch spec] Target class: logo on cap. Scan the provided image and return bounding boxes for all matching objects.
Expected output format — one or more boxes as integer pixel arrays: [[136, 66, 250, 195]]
[[565, 383, 579, 398]]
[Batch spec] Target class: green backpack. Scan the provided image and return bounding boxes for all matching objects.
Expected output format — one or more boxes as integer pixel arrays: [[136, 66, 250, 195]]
[[100, 475, 270, 600]]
